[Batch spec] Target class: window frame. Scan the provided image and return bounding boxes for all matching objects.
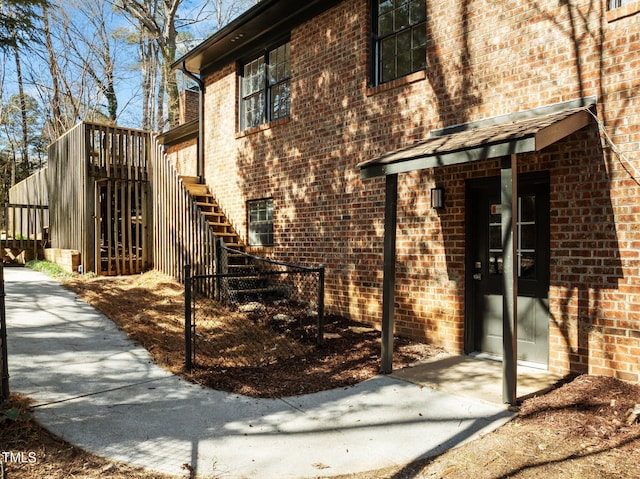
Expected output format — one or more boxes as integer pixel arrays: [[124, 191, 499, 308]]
[[608, 0, 635, 9], [606, 0, 640, 21], [247, 198, 274, 247], [371, 0, 427, 86], [239, 41, 291, 131]]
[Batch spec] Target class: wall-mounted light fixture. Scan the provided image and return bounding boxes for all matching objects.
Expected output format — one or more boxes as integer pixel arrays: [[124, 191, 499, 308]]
[[431, 187, 445, 210]]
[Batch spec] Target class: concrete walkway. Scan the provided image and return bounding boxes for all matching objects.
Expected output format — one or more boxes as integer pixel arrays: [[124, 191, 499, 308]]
[[5, 267, 513, 478]]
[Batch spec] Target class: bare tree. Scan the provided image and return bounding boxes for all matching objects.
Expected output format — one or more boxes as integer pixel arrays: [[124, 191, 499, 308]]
[[1, 1, 44, 178], [114, 0, 182, 131], [0, 0, 47, 51], [207, 0, 256, 31], [140, 29, 159, 130], [113, 0, 257, 131], [10, 13, 29, 175], [32, 1, 120, 139], [61, 0, 120, 123], [41, 3, 65, 137]]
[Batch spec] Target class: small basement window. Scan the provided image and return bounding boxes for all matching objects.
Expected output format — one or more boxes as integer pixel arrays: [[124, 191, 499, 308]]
[[608, 0, 636, 8], [607, 0, 640, 21], [248, 199, 274, 246]]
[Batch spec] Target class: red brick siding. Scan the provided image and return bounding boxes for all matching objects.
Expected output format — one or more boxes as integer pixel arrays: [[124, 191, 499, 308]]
[[193, 0, 640, 382], [178, 90, 199, 125]]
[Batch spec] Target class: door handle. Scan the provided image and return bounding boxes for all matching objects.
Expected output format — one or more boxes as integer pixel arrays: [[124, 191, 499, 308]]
[[473, 273, 482, 280]]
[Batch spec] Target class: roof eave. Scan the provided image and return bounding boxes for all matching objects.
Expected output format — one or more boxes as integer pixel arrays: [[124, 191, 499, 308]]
[[173, 0, 343, 75], [360, 137, 537, 179], [155, 119, 199, 146]]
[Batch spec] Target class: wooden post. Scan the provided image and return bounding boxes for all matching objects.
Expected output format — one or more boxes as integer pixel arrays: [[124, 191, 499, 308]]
[[381, 174, 398, 374], [94, 183, 101, 275], [184, 264, 193, 371], [501, 154, 518, 405], [317, 265, 325, 346]]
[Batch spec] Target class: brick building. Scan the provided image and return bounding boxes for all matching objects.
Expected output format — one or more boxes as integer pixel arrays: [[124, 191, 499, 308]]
[[165, 0, 640, 385]]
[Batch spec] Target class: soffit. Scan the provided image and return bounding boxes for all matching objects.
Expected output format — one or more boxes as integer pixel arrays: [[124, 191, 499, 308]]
[[173, 0, 343, 74]]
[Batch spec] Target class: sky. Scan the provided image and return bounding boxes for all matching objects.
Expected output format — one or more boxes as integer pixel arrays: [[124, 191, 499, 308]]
[[1, 0, 255, 133]]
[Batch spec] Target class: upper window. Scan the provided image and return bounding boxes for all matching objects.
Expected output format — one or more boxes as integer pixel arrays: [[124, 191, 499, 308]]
[[373, 0, 427, 85], [240, 42, 290, 130]]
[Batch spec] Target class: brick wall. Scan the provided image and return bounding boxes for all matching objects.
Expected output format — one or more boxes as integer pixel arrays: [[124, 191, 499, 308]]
[[179, 89, 199, 125], [165, 139, 197, 178], [195, 0, 640, 381]]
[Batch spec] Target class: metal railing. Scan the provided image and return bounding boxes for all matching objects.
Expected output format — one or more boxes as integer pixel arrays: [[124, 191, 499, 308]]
[[184, 244, 324, 371], [1, 263, 9, 404]]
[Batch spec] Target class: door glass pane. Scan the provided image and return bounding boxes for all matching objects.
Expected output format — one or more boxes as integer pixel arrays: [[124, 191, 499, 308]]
[[520, 196, 535, 222], [489, 252, 503, 275], [520, 224, 536, 249], [489, 225, 502, 250], [487, 196, 537, 277], [519, 252, 536, 279]]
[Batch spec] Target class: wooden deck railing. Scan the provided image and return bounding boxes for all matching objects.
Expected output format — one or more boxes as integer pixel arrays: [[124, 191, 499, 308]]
[[86, 122, 149, 181]]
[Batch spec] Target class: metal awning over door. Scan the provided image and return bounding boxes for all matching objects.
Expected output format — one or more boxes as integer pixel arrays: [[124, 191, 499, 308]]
[[358, 98, 596, 404], [359, 101, 594, 179]]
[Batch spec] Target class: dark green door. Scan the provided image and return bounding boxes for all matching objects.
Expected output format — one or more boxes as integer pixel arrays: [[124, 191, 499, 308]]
[[467, 174, 550, 366]]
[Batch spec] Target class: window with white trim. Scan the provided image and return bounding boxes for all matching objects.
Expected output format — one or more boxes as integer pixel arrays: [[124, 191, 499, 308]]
[[248, 199, 274, 246]]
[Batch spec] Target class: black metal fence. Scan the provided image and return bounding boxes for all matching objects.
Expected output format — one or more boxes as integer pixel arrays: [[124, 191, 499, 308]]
[[184, 243, 324, 370], [1, 263, 9, 404]]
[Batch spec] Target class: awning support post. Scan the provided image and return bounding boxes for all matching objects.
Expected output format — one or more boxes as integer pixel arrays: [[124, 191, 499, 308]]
[[381, 173, 398, 374], [501, 154, 518, 405]]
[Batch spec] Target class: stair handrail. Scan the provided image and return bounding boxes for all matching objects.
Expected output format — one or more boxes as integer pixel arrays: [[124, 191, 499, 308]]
[[214, 240, 324, 274]]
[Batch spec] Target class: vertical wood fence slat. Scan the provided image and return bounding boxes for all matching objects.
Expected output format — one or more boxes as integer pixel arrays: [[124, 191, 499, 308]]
[[149, 134, 217, 283], [94, 183, 101, 275]]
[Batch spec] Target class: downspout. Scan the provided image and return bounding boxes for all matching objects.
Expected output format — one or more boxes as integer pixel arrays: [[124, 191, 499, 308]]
[[179, 61, 205, 182]]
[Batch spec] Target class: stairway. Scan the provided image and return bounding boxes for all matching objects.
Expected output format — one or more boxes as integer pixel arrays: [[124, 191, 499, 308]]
[[180, 176, 270, 301], [180, 176, 244, 251]]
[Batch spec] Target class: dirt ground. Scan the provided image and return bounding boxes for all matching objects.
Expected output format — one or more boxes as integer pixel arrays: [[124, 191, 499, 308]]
[[2, 270, 640, 478]]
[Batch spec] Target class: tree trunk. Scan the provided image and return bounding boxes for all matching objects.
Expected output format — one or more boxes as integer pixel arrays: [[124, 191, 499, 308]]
[[12, 42, 29, 177], [42, 5, 63, 138], [116, 0, 182, 130]]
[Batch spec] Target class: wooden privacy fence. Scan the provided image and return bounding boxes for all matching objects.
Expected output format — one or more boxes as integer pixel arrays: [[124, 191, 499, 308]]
[[150, 136, 216, 282], [0, 203, 48, 263], [8, 167, 48, 206], [48, 122, 152, 274]]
